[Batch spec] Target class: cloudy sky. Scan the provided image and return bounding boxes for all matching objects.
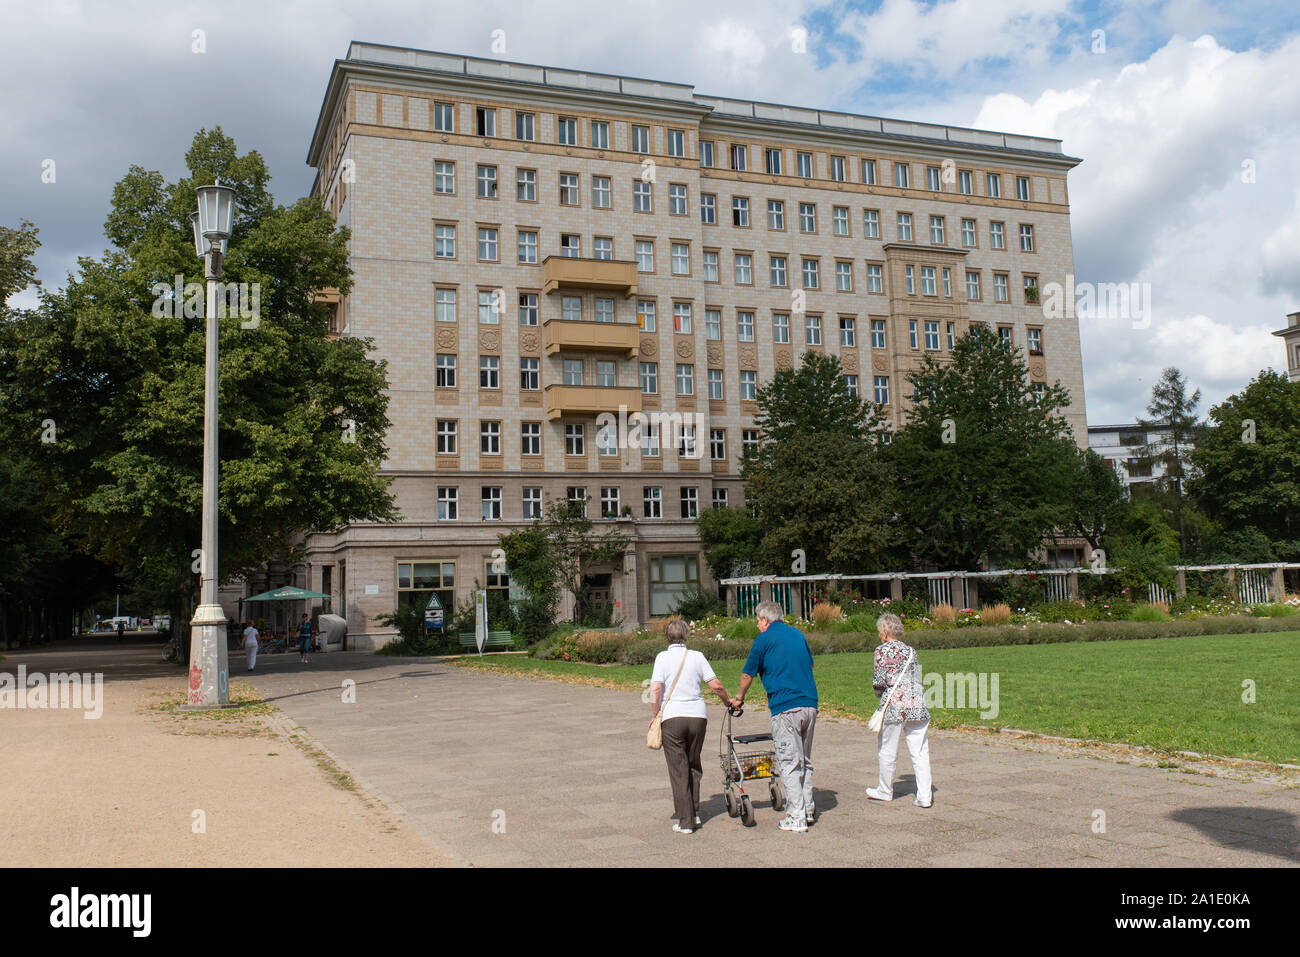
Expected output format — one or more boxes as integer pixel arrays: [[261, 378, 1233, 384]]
[[3, 0, 1297, 424]]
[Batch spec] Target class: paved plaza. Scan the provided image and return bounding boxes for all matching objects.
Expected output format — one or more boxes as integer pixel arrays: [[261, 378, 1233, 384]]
[[240, 649, 1299, 867]]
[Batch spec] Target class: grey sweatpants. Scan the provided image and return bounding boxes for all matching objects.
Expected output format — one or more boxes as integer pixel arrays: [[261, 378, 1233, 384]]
[[771, 706, 817, 822]]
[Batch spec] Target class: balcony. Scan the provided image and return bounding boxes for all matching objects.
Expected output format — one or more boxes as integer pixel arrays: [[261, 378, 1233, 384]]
[[544, 384, 643, 421], [542, 256, 637, 297], [544, 318, 640, 359]]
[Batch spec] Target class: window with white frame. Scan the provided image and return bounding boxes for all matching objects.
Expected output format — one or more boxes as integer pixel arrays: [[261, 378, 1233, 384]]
[[479, 355, 500, 388], [921, 267, 936, 296], [707, 368, 723, 400], [702, 251, 719, 282], [909, 319, 918, 348], [592, 175, 611, 209], [635, 240, 654, 272], [805, 314, 822, 345], [562, 358, 583, 385], [767, 200, 785, 230], [867, 264, 883, 293], [705, 308, 721, 341], [830, 155, 846, 182], [436, 287, 457, 322], [642, 421, 660, 456], [680, 487, 699, 519], [521, 421, 541, 456], [433, 102, 454, 132], [740, 370, 757, 400], [477, 228, 498, 262], [517, 230, 538, 264], [894, 162, 910, 188], [712, 488, 729, 508], [924, 321, 940, 350], [1020, 224, 1035, 252], [769, 255, 787, 287], [633, 180, 652, 212], [557, 116, 577, 145], [801, 258, 819, 289], [560, 233, 581, 257], [734, 253, 752, 285], [600, 486, 620, 517], [476, 164, 497, 198], [843, 374, 858, 396], [742, 428, 760, 456], [959, 169, 972, 194], [874, 375, 889, 405], [596, 359, 616, 387], [709, 428, 726, 461], [639, 361, 658, 394], [676, 363, 694, 395], [515, 111, 534, 141], [565, 423, 585, 456], [673, 302, 692, 333], [797, 151, 813, 178], [671, 242, 690, 275], [833, 206, 849, 236], [730, 144, 748, 170], [632, 125, 650, 154], [475, 107, 495, 137], [1016, 175, 1030, 201], [643, 486, 661, 518], [590, 120, 609, 150], [593, 236, 613, 261], [961, 218, 976, 247], [667, 129, 685, 157], [871, 319, 886, 349], [436, 420, 458, 454], [435, 161, 455, 194], [669, 184, 687, 216], [799, 203, 816, 233], [595, 297, 615, 323], [559, 173, 579, 206], [905, 265, 916, 295], [840, 316, 856, 347], [773, 313, 790, 343], [994, 273, 1009, 302], [861, 158, 877, 185], [522, 486, 541, 519], [562, 296, 581, 323], [930, 216, 945, 245], [699, 141, 714, 167], [737, 310, 755, 342], [966, 270, 981, 300], [732, 197, 749, 227], [863, 208, 880, 239], [480, 421, 501, 455], [519, 356, 539, 391], [637, 300, 656, 332], [700, 193, 716, 224], [518, 292, 538, 325], [897, 212, 913, 242], [437, 485, 458, 520], [836, 261, 853, 291], [986, 172, 1000, 197], [764, 148, 783, 175], [436, 353, 456, 388], [435, 224, 456, 258]]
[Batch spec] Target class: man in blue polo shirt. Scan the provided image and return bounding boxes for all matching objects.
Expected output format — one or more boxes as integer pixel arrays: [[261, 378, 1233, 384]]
[[734, 600, 818, 832]]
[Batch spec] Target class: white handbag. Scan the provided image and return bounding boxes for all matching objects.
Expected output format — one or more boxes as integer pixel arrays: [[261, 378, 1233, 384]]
[[869, 647, 915, 732]]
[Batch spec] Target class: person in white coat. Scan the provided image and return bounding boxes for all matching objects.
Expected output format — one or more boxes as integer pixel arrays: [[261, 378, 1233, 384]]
[[866, 612, 933, 808], [241, 621, 260, 671]]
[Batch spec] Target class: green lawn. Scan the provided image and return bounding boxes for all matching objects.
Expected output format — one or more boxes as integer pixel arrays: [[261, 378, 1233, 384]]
[[454, 631, 1300, 764]]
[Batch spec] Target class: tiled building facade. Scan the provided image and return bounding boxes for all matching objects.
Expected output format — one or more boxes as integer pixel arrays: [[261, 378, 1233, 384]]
[[302, 43, 1087, 646]]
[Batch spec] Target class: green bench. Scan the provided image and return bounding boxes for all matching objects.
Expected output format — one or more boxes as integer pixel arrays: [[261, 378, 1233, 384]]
[[458, 630, 515, 652]]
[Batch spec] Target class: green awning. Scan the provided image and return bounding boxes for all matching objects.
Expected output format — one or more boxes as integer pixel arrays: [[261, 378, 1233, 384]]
[[242, 586, 330, 602]]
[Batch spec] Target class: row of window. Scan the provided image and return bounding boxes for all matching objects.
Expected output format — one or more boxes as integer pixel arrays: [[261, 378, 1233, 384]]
[[427, 103, 1037, 199], [433, 421, 760, 459], [435, 164, 1039, 252], [433, 483, 731, 522]]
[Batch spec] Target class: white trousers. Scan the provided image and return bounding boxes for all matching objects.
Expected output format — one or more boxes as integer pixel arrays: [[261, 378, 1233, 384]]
[[876, 718, 932, 803], [245, 641, 258, 670]]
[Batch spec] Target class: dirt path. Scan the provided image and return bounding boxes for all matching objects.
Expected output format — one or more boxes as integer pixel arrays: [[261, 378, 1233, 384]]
[[0, 641, 456, 867]]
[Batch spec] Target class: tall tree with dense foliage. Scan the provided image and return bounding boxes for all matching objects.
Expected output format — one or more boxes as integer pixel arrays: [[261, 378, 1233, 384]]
[[742, 351, 901, 574], [1060, 446, 1130, 554], [887, 325, 1079, 569], [696, 505, 764, 580], [1191, 369, 1300, 558], [0, 129, 397, 647], [1135, 366, 1202, 554]]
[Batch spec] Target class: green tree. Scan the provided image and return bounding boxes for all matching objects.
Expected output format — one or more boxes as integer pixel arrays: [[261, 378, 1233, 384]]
[[1135, 367, 1202, 554], [1060, 447, 1130, 553], [0, 129, 397, 649], [499, 496, 631, 634], [743, 352, 900, 574], [1191, 369, 1300, 553], [0, 220, 41, 304], [696, 505, 764, 580], [888, 325, 1078, 569], [1110, 499, 1179, 594]]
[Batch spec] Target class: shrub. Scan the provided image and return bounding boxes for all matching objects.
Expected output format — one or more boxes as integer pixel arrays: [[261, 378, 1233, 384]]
[[722, 617, 760, 641], [809, 602, 844, 629], [1250, 603, 1297, 618], [574, 629, 627, 663], [673, 585, 727, 620], [830, 612, 877, 634], [981, 603, 1011, 625], [1128, 603, 1171, 622], [1037, 600, 1087, 623], [930, 603, 956, 625], [374, 605, 443, 655]]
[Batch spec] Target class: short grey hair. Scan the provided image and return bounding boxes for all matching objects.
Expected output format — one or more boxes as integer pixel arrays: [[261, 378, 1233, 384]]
[[665, 619, 690, 644], [755, 601, 785, 623], [876, 612, 904, 642]]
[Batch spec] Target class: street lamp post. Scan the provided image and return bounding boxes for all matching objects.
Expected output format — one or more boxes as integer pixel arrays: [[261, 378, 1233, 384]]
[[187, 182, 235, 707]]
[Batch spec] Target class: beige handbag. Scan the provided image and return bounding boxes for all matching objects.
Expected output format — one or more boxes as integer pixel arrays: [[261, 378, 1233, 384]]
[[647, 649, 690, 750]]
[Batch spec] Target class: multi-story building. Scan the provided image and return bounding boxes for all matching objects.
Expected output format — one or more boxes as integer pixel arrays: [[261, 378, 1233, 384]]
[[1087, 422, 1181, 496], [1272, 310, 1300, 382], [302, 42, 1087, 645]]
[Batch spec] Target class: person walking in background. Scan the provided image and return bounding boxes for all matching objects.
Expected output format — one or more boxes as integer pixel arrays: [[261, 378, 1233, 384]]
[[241, 621, 259, 671], [116, 620, 125, 643], [297, 613, 313, 664], [734, 601, 818, 832], [867, 612, 933, 808], [648, 620, 735, 834]]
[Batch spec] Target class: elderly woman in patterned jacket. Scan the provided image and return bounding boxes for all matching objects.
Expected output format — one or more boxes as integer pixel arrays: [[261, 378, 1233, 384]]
[[866, 612, 933, 808]]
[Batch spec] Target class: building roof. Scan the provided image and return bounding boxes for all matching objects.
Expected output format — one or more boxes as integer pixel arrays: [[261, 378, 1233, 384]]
[[307, 41, 1084, 170]]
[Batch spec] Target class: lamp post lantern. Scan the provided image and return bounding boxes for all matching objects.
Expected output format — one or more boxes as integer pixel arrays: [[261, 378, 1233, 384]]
[[188, 182, 235, 707]]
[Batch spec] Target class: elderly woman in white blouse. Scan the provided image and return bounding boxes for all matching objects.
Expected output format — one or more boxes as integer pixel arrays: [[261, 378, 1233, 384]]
[[648, 619, 735, 833], [866, 612, 933, 808]]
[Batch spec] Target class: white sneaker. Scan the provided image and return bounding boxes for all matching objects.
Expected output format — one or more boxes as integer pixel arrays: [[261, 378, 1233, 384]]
[[694, 816, 702, 827], [672, 823, 694, 834], [914, 798, 933, 808], [865, 787, 892, 801], [777, 816, 808, 832]]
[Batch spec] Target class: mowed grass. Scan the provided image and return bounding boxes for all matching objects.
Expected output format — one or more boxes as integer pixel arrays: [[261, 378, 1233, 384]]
[[454, 631, 1300, 764]]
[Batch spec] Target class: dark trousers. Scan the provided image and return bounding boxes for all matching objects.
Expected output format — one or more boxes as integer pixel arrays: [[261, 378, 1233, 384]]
[[662, 716, 707, 826]]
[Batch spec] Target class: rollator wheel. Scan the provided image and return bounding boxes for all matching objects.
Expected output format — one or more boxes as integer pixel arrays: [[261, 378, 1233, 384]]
[[740, 795, 755, 827], [770, 779, 786, 812], [725, 788, 740, 818]]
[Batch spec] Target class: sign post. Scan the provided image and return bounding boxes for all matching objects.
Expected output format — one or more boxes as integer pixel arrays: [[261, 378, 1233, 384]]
[[424, 592, 444, 633]]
